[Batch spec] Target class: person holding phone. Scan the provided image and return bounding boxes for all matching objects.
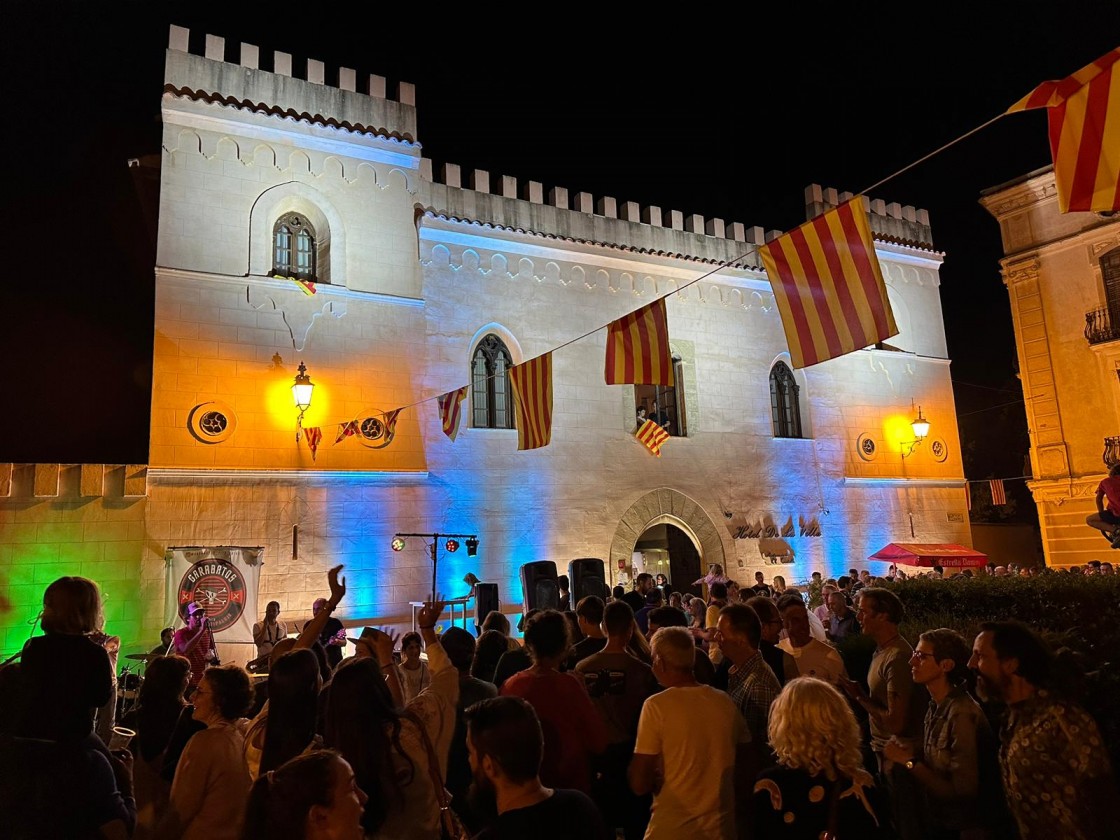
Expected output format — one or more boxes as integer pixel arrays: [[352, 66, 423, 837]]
[[174, 603, 217, 697]]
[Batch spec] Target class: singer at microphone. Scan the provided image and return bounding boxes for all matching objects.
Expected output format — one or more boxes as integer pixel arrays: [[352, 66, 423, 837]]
[[173, 603, 218, 697]]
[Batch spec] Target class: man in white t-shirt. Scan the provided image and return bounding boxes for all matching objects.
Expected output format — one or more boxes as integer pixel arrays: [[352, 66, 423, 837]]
[[776, 594, 848, 684], [629, 626, 749, 839]]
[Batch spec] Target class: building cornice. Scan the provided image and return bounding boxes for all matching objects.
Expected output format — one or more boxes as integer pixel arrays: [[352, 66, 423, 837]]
[[148, 468, 430, 484]]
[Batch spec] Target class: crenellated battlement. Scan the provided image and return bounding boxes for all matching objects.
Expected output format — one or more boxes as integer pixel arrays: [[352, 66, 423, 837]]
[[164, 24, 937, 268], [165, 25, 417, 141], [805, 185, 935, 249], [0, 463, 147, 500]]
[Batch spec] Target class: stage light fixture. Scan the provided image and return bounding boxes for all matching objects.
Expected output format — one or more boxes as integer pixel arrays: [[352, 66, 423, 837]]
[[391, 537, 406, 552], [466, 537, 478, 557], [445, 538, 460, 553]]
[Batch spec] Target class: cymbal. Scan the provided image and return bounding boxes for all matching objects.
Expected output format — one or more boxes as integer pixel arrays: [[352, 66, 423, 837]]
[[125, 653, 159, 662]]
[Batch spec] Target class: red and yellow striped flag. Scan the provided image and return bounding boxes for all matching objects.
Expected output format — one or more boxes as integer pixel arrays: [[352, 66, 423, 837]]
[[275, 274, 317, 295], [635, 418, 670, 457], [437, 387, 468, 442], [759, 197, 897, 369], [1007, 48, 1120, 213], [304, 426, 322, 461], [509, 353, 553, 451], [604, 299, 673, 385]]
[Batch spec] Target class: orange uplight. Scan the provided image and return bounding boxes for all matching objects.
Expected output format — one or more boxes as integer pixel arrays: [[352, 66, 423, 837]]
[[266, 376, 331, 430], [883, 414, 916, 454]]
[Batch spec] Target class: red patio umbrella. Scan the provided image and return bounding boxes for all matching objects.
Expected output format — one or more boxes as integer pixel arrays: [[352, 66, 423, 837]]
[[868, 542, 988, 568]]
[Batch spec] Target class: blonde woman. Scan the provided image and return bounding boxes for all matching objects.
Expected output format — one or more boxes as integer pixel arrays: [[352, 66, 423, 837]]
[[771, 575, 788, 598], [753, 677, 886, 838]]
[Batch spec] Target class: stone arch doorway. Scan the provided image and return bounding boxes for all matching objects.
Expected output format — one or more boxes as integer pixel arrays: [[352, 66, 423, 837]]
[[610, 488, 726, 593]]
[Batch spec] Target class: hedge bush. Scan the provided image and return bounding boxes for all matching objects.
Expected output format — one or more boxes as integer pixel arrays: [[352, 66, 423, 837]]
[[837, 574, 1120, 768]]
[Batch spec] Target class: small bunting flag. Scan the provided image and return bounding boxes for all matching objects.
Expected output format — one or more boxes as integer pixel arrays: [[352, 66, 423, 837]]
[[438, 387, 469, 442], [383, 409, 401, 438], [509, 353, 553, 451], [635, 417, 670, 457], [990, 479, 1007, 506], [335, 420, 359, 444], [304, 426, 323, 461], [604, 298, 673, 386]]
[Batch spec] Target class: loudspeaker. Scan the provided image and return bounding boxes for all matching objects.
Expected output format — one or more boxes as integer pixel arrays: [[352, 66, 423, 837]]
[[568, 558, 608, 603], [520, 561, 560, 613], [475, 582, 500, 628]]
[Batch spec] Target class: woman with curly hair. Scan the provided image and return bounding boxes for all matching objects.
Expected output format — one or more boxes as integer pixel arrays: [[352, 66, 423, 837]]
[[753, 677, 886, 839]]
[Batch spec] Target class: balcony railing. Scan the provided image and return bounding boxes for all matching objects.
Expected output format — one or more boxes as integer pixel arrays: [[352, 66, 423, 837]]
[[1085, 307, 1120, 345], [1104, 436, 1120, 468]]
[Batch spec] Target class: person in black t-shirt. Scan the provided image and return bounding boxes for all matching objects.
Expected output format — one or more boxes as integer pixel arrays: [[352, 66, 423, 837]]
[[465, 696, 610, 840], [303, 597, 346, 670]]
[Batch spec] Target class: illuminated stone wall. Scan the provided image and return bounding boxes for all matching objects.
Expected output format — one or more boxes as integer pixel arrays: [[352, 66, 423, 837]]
[[982, 169, 1120, 567], [0, 464, 147, 657]]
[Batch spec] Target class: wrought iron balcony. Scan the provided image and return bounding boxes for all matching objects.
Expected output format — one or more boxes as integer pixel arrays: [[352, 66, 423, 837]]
[[1104, 436, 1120, 468], [1085, 307, 1120, 345]]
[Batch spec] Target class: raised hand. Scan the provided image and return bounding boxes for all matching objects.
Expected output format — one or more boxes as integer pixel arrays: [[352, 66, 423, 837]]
[[377, 626, 401, 662], [416, 594, 446, 630], [327, 565, 346, 606]]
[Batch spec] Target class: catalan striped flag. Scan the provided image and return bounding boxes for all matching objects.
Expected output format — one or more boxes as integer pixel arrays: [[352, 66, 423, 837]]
[[604, 298, 673, 385], [437, 386, 468, 442], [635, 418, 670, 457], [759, 197, 897, 369], [382, 409, 401, 438], [275, 274, 317, 295], [990, 479, 1007, 506], [509, 353, 553, 451], [304, 426, 323, 461], [1007, 48, 1120, 213]]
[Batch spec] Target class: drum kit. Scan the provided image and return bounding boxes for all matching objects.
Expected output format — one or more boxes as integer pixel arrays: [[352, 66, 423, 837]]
[[116, 652, 160, 717]]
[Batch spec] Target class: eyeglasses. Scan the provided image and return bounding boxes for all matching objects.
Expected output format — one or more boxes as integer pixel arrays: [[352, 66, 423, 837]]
[[910, 650, 937, 661]]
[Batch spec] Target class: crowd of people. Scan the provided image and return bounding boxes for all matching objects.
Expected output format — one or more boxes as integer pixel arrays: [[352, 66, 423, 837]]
[[0, 562, 1114, 839]]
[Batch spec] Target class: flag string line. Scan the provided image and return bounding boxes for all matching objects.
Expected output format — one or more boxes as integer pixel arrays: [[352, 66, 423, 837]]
[[858, 112, 1008, 197]]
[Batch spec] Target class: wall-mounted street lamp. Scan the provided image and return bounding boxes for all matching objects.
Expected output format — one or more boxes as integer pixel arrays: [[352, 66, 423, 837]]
[[901, 403, 931, 458], [292, 361, 315, 425]]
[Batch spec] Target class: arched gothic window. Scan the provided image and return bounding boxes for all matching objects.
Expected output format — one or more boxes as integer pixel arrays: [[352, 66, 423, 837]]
[[273, 213, 316, 280], [770, 361, 803, 438], [472, 335, 514, 429]]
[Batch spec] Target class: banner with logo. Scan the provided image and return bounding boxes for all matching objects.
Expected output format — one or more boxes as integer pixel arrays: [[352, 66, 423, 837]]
[[164, 546, 263, 643]]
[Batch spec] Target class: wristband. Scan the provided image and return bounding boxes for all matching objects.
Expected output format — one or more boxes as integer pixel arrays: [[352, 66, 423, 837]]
[[418, 624, 436, 630]]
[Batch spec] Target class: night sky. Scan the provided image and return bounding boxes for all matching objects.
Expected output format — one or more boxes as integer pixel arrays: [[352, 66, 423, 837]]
[[3, 2, 1118, 488]]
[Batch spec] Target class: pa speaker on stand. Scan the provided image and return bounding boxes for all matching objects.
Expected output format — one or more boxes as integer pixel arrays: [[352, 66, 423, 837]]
[[474, 582, 500, 633], [568, 558, 608, 603], [519, 561, 560, 613]]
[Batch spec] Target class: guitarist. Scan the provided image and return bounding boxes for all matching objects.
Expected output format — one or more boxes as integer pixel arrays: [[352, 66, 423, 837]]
[[249, 601, 287, 672]]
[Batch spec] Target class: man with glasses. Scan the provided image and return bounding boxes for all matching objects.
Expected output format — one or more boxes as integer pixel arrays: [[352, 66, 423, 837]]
[[883, 629, 1002, 840]]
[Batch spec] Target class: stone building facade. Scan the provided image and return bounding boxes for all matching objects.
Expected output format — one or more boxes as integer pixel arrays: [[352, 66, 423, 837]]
[[0, 26, 969, 656], [982, 166, 1120, 567]]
